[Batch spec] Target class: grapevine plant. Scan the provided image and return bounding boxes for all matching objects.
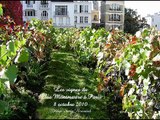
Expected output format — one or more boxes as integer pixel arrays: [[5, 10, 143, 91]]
[[117, 28, 160, 119], [0, 5, 55, 118], [97, 28, 160, 119], [0, 15, 30, 116], [75, 27, 108, 69]]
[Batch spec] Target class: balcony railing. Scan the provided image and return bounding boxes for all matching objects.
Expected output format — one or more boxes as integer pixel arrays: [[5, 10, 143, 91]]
[[74, 11, 90, 14], [108, 8, 123, 12], [39, 4, 49, 9], [108, 19, 123, 23], [54, 11, 69, 16], [109, 18, 121, 21], [27, 4, 33, 7], [41, 16, 48, 20], [92, 19, 99, 23]]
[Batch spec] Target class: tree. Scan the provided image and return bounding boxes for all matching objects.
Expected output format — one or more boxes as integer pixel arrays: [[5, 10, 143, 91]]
[[124, 8, 149, 35], [0, 1, 23, 25]]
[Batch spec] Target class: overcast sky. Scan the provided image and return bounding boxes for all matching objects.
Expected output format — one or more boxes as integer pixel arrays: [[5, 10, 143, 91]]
[[125, 1, 160, 17]]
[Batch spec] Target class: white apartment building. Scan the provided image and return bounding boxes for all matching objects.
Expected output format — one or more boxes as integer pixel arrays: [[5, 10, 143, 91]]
[[52, 1, 74, 27], [22, 0, 93, 28], [22, 1, 124, 30], [101, 1, 124, 31], [145, 12, 160, 30], [73, 1, 92, 28], [22, 0, 52, 21]]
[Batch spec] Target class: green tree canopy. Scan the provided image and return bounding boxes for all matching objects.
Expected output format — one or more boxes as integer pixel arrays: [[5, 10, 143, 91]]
[[124, 8, 149, 35]]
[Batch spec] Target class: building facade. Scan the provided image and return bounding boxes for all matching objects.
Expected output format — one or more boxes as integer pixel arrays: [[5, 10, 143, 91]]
[[91, 1, 100, 24], [22, 0, 124, 30], [22, 0, 94, 28], [73, 1, 92, 28], [145, 13, 160, 30], [52, 1, 74, 27], [101, 1, 124, 31]]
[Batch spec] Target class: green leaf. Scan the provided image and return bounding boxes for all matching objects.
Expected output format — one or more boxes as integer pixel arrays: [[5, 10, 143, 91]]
[[3, 65, 18, 84], [142, 89, 147, 96], [142, 29, 149, 38], [136, 66, 144, 74], [0, 100, 7, 113], [20, 38, 26, 46], [18, 48, 29, 63], [104, 65, 114, 75], [134, 100, 143, 111], [132, 54, 139, 63], [122, 95, 128, 110], [0, 45, 7, 65], [0, 4, 3, 16], [9, 41, 15, 52], [8, 41, 16, 56], [0, 81, 5, 94], [130, 95, 136, 102]]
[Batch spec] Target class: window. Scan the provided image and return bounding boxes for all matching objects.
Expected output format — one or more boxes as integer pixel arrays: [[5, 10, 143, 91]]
[[74, 5, 77, 13], [41, 0, 48, 4], [109, 15, 111, 21], [109, 14, 120, 21], [25, 10, 35, 16], [55, 6, 68, 15], [80, 5, 83, 13], [93, 1, 98, 10], [74, 16, 77, 23], [93, 15, 98, 21], [116, 14, 120, 21], [113, 14, 120, 21], [41, 11, 48, 17], [84, 16, 88, 23], [80, 16, 83, 23], [110, 4, 120, 11], [84, 5, 88, 13], [26, 0, 35, 4], [41, 11, 48, 20], [26, 0, 30, 4]]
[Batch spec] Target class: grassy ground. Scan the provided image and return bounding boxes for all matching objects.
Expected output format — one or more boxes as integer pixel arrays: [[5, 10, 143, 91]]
[[36, 49, 108, 119]]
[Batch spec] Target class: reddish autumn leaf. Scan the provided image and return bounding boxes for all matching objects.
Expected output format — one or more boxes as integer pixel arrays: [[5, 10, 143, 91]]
[[25, 22, 29, 28], [97, 83, 104, 93], [129, 64, 137, 77], [130, 36, 137, 44], [103, 76, 111, 85], [10, 21, 15, 30], [105, 43, 111, 49], [0, 1, 23, 25], [99, 72, 105, 79], [119, 83, 127, 97], [111, 29, 115, 34], [153, 61, 160, 67]]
